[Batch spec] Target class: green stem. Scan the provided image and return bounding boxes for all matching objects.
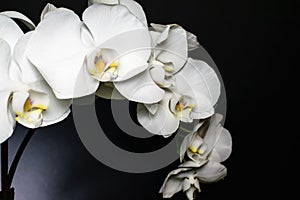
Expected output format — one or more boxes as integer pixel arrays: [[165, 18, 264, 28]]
[[179, 126, 193, 134]]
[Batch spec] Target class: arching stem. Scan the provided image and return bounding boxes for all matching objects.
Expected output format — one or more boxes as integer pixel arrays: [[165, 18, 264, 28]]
[[8, 129, 35, 187]]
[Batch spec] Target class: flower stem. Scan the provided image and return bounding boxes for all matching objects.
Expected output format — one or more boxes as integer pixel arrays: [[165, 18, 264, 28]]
[[8, 129, 35, 187], [1, 140, 9, 198], [179, 126, 193, 134]]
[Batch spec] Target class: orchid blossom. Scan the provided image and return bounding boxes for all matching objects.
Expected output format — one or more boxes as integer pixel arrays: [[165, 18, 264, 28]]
[[26, 3, 164, 103], [149, 23, 199, 88], [160, 114, 232, 199], [0, 1, 231, 199], [137, 58, 221, 137], [0, 14, 71, 143]]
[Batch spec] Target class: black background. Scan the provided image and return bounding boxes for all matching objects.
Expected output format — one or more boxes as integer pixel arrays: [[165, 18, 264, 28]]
[[1, 0, 297, 199]]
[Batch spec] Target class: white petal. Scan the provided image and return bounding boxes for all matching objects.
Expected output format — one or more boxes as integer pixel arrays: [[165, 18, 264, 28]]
[[83, 4, 151, 81], [95, 83, 125, 100], [81, 24, 95, 48], [187, 135, 204, 153], [182, 178, 191, 192], [8, 61, 22, 83], [88, 1, 148, 26], [11, 91, 29, 115], [186, 187, 197, 200], [144, 103, 158, 115], [0, 11, 35, 30], [179, 160, 207, 168], [119, 0, 148, 26], [182, 58, 221, 105], [0, 39, 12, 84], [17, 110, 43, 129], [150, 23, 171, 44], [149, 31, 161, 47], [150, 65, 165, 86], [175, 58, 221, 119], [14, 32, 42, 84], [40, 3, 57, 20], [187, 31, 200, 51], [114, 70, 164, 104], [189, 131, 205, 153], [179, 121, 204, 162], [88, 0, 119, 5], [114, 49, 150, 82], [29, 81, 71, 126], [137, 92, 179, 137], [159, 168, 190, 198], [168, 94, 178, 114], [208, 149, 222, 162], [0, 40, 23, 88], [160, 177, 183, 198], [27, 8, 98, 99], [195, 161, 227, 183], [202, 114, 224, 156], [213, 127, 232, 162], [27, 90, 50, 109], [88, 29, 151, 82], [41, 110, 70, 127], [83, 4, 145, 46], [180, 133, 195, 162], [152, 24, 188, 73], [0, 91, 15, 143], [194, 178, 201, 191], [0, 15, 23, 51]]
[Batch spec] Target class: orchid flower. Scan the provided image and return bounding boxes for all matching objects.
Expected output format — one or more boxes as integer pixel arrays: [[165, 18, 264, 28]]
[[137, 58, 221, 137], [180, 114, 232, 163], [159, 161, 227, 200], [149, 23, 199, 88], [0, 14, 71, 143], [26, 3, 164, 103], [97, 18, 198, 101], [159, 114, 232, 199]]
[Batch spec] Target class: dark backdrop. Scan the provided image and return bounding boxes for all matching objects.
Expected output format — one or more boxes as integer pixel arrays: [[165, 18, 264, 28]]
[[1, 0, 296, 199]]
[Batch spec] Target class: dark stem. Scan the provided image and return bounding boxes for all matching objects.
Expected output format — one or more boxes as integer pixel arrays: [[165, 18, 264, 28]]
[[1, 140, 9, 197], [8, 129, 35, 187]]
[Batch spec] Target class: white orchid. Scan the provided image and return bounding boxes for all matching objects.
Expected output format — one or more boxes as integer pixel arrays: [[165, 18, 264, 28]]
[[149, 23, 199, 88], [159, 161, 227, 200], [96, 20, 199, 102], [0, 2, 231, 199], [160, 114, 232, 199], [0, 14, 71, 144], [180, 114, 232, 163], [137, 58, 221, 137], [26, 3, 164, 103]]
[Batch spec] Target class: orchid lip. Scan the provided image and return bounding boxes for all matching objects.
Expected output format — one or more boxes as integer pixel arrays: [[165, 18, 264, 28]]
[[88, 48, 120, 81], [171, 98, 195, 118], [14, 95, 49, 125]]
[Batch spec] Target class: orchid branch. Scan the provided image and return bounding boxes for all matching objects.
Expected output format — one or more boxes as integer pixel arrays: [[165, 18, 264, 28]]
[[8, 129, 35, 187], [1, 140, 9, 198], [1, 128, 35, 199]]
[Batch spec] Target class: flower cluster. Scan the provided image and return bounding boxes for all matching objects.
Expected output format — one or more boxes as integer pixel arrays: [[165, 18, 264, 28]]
[[160, 114, 232, 199], [0, 0, 232, 199]]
